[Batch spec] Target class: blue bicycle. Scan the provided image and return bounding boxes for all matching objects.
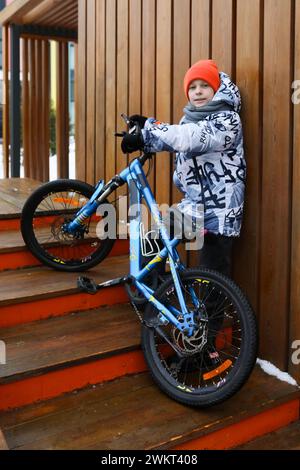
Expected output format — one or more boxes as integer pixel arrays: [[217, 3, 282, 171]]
[[21, 115, 258, 407]]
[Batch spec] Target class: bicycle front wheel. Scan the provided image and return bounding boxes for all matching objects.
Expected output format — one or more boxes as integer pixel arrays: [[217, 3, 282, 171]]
[[21, 179, 115, 271], [141, 268, 258, 407]]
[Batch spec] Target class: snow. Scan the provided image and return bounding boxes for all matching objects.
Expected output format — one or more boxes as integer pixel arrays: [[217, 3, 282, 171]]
[[49, 137, 76, 180], [257, 358, 299, 387]]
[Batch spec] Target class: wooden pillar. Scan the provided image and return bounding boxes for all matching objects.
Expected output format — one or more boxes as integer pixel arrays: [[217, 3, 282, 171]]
[[76, 0, 87, 181], [2, 25, 10, 178], [41, 40, 50, 182], [29, 38, 37, 179], [35, 39, 43, 181], [289, 0, 300, 382], [56, 41, 69, 178], [10, 24, 21, 177], [22, 37, 30, 176]]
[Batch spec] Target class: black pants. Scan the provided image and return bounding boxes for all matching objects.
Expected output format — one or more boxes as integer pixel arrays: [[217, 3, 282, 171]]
[[198, 233, 234, 347], [199, 232, 234, 277]]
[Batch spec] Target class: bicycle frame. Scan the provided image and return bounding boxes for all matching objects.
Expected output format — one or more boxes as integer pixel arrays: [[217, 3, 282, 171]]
[[68, 155, 198, 336]]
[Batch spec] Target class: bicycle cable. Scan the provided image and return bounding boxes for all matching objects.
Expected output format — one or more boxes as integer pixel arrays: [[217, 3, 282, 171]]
[[107, 154, 152, 207]]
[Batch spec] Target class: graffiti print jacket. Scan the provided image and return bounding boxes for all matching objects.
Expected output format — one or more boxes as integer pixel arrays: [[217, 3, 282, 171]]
[[142, 73, 245, 237]]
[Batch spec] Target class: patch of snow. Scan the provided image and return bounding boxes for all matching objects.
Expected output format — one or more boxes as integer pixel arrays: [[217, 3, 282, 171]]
[[257, 358, 299, 387], [0, 138, 75, 180]]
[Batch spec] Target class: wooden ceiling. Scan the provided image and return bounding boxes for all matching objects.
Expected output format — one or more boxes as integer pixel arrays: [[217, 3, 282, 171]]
[[0, 0, 78, 31]]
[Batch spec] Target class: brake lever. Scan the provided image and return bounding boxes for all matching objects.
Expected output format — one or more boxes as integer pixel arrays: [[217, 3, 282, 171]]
[[121, 113, 131, 125], [114, 132, 126, 137], [117, 113, 142, 136]]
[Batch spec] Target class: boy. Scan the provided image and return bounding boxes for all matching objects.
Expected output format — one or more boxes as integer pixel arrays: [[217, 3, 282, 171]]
[[122, 59, 245, 277]]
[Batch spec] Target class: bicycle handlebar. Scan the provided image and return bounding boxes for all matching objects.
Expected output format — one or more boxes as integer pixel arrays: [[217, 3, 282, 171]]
[[114, 113, 152, 166]]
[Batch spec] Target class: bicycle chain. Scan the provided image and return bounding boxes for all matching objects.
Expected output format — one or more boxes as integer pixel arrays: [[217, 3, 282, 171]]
[[130, 300, 145, 325]]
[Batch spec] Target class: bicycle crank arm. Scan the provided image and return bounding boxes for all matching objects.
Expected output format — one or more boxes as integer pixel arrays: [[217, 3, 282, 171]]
[[154, 325, 185, 358], [77, 276, 129, 294]]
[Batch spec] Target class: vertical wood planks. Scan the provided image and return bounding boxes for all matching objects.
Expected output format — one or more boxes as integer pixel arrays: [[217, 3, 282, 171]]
[[141, 0, 156, 193], [128, 0, 141, 175], [116, 0, 128, 199], [189, 0, 210, 267], [129, 0, 141, 116], [35, 39, 43, 180], [190, 0, 211, 63], [2, 25, 10, 178], [56, 41, 69, 178], [173, 0, 190, 266], [74, 43, 78, 180], [42, 40, 50, 182], [155, 0, 172, 207], [86, 0, 96, 184], [95, 0, 106, 182], [21, 37, 50, 181], [289, 0, 300, 382], [234, 0, 262, 311], [259, 0, 292, 369], [76, 0, 87, 181], [105, 0, 117, 182], [29, 39, 38, 179], [22, 38, 30, 177], [211, 0, 234, 75]]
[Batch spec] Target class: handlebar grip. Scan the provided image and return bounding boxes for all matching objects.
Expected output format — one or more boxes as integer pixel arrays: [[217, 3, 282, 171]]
[[114, 132, 126, 137]]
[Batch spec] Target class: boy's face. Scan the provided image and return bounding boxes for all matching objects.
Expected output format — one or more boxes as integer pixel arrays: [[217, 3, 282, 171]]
[[188, 79, 215, 107]]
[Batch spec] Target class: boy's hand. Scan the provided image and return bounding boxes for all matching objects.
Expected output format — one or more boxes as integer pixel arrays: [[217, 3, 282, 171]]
[[129, 114, 148, 129], [121, 132, 144, 154]]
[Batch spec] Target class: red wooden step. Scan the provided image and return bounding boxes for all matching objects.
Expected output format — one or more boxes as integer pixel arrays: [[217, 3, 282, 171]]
[[0, 178, 41, 231], [234, 418, 300, 450], [0, 303, 145, 411], [0, 255, 129, 327], [0, 366, 299, 450], [0, 227, 129, 271]]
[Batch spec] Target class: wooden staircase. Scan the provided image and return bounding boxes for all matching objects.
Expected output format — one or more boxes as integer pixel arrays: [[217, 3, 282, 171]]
[[0, 178, 299, 450]]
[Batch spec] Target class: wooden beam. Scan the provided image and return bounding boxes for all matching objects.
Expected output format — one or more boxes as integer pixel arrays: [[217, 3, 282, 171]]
[[21, 0, 65, 24], [21, 32, 76, 42], [34, 0, 76, 25], [0, 0, 43, 25], [19, 24, 77, 40]]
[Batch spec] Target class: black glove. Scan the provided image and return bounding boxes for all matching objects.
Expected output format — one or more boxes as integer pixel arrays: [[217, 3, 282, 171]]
[[129, 114, 148, 129], [121, 132, 144, 154]]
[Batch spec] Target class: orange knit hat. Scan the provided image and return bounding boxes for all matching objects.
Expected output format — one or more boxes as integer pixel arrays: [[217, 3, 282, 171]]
[[184, 59, 220, 98]]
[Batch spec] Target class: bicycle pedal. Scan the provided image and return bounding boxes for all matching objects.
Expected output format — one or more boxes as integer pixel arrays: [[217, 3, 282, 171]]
[[77, 276, 99, 294]]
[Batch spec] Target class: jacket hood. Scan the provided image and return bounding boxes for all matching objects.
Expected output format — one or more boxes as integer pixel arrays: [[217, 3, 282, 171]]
[[212, 72, 241, 113]]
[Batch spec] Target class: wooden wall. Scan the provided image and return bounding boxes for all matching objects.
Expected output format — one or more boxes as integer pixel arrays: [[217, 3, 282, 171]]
[[6, 35, 70, 182], [21, 37, 50, 181], [76, 0, 300, 380]]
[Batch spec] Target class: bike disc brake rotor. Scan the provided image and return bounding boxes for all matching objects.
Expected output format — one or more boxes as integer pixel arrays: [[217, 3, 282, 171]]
[[32, 190, 102, 265]]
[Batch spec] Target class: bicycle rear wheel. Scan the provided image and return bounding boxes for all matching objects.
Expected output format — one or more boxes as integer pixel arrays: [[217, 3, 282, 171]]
[[21, 179, 115, 271], [141, 268, 258, 407]]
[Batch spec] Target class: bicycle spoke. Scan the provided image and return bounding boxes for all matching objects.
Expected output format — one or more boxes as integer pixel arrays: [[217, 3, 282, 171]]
[[149, 271, 247, 392]]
